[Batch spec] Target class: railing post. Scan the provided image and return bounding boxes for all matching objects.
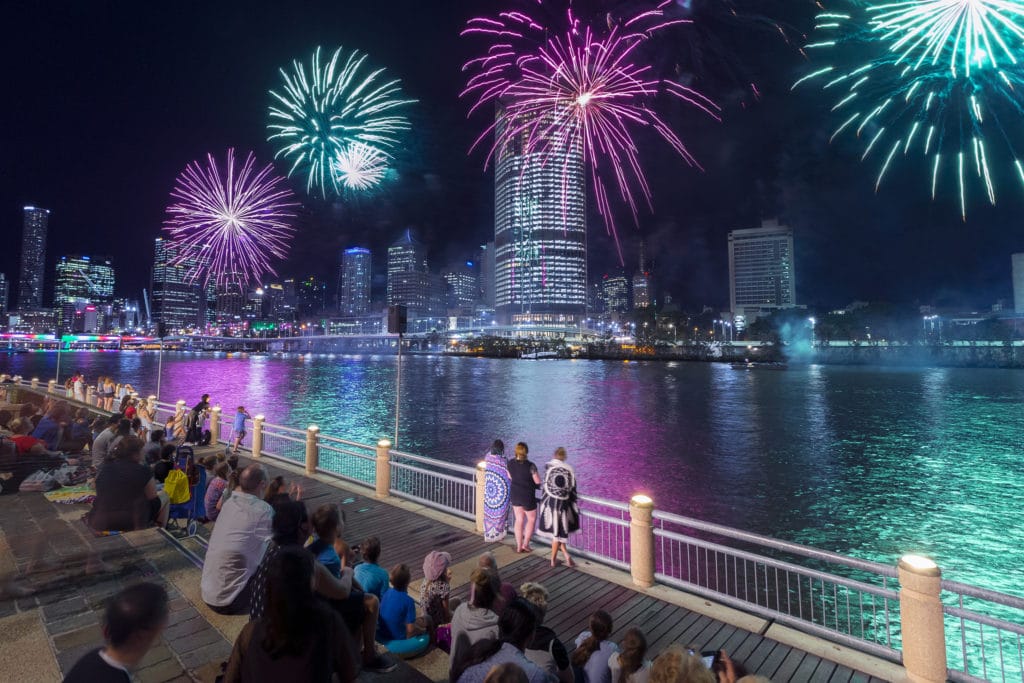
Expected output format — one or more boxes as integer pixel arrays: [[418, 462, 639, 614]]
[[31, 377, 39, 390], [47, 379, 56, 395], [898, 555, 948, 683], [251, 415, 264, 458], [629, 494, 656, 588], [305, 425, 319, 475], [86, 385, 94, 404], [375, 439, 392, 499], [210, 406, 221, 443], [174, 400, 187, 438], [475, 461, 487, 533]]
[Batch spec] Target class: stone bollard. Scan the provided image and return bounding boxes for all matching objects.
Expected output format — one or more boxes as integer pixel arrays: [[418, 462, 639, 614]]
[[629, 494, 656, 588], [210, 406, 221, 444], [475, 461, 487, 533], [898, 555, 948, 683], [31, 378, 39, 389], [252, 416, 265, 458], [375, 439, 392, 499], [86, 385, 94, 404], [47, 379, 57, 395], [175, 400, 187, 438], [305, 425, 320, 475]]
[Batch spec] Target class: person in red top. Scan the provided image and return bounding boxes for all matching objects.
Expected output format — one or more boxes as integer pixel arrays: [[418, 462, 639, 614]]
[[9, 418, 58, 456]]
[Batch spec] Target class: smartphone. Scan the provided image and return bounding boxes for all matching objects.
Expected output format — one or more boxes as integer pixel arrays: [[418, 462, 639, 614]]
[[701, 650, 719, 670]]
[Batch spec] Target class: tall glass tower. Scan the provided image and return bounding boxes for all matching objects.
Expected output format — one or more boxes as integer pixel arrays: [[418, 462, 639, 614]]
[[151, 238, 205, 332], [339, 247, 372, 316], [54, 255, 115, 330], [494, 111, 587, 325], [18, 206, 50, 310]]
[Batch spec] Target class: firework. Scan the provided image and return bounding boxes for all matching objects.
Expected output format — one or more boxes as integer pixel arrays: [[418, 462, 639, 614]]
[[332, 142, 389, 191], [462, 2, 720, 255], [268, 46, 414, 198], [163, 149, 298, 287], [793, 0, 1024, 218]]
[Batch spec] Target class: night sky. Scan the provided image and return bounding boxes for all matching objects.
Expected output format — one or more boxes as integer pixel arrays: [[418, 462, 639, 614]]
[[3, 0, 1022, 311]]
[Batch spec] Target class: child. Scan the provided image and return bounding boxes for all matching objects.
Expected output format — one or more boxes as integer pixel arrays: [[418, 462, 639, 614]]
[[231, 406, 251, 454], [419, 550, 454, 628], [377, 564, 431, 658], [307, 504, 343, 578], [354, 537, 389, 600]]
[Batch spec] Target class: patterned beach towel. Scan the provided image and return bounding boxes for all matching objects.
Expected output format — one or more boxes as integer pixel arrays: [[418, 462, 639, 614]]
[[43, 485, 95, 505], [483, 452, 511, 542]]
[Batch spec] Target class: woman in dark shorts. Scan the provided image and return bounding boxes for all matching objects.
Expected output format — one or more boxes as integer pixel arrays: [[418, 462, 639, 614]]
[[507, 442, 541, 553], [88, 436, 170, 531]]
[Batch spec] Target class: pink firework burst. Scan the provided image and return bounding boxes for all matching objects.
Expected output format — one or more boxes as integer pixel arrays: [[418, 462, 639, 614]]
[[462, 1, 720, 257], [163, 149, 298, 288]]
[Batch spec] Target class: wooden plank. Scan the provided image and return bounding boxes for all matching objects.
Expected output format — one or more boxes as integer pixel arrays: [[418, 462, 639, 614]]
[[770, 648, 809, 681], [743, 638, 780, 673], [806, 656, 838, 682]]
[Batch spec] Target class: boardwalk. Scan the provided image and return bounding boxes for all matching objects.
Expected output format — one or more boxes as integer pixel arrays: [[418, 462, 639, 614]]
[[0, 446, 903, 681]]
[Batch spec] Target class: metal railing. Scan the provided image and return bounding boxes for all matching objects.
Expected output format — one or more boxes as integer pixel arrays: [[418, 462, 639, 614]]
[[943, 579, 1024, 682], [388, 448, 477, 521], [318, 434, 376, 486]]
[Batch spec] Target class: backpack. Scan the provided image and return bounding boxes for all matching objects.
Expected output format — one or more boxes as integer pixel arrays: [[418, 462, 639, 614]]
[[164, 468, 191, 504]]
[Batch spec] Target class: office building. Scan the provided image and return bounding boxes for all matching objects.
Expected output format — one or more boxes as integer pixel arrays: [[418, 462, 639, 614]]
[[339, 247, 372, 316], [54, 255, 115, 331], [151, 238, 204, 332], [1013, 254, 1024, 315], [478, 242, 496, 308], [601, 273, 630, 314], [215, 281, 245, 321], [298, 276, 328, 316], [494, 110, 587, 325], [632, 241, 650, 309], [387, 230, 432, 314], [0, 272, 8, 318], [443, 261, 480, 314], [728, 219, 796, 320], [18, 206, 49, 310]]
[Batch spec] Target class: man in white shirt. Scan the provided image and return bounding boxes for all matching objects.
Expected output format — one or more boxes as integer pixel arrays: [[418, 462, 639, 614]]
[[201, 464, 272, 614], [90, 415, 121, 469]]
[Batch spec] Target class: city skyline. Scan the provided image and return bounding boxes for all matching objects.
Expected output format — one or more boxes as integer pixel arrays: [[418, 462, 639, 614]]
[[3, 1, 1023, 312]]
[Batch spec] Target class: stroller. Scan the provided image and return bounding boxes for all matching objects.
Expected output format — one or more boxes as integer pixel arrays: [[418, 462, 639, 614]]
[[165, 445, 208, 537]]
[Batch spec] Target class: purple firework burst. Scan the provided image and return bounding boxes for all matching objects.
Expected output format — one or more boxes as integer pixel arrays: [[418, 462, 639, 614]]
[[163, 149, 298, 288], [462, 1, 720, 257]]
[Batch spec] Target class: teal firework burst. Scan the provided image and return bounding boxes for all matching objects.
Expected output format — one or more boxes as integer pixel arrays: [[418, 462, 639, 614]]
[[268, 46, 414, 198], [794, 0, 1024, 218]]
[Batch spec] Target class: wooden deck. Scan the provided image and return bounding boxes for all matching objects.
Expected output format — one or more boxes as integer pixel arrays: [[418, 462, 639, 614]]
[[197, 450, 896, 683]]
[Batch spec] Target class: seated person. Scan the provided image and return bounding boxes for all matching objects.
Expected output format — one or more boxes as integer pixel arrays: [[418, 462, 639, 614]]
[[204, 461, 231, 523], [68, 408, 94, 450], [519, 583, 572, 683], [420, 550, 454, 628], [478, 551, 518, 613], [263, 475, 301, 506], [307, 504, 344, 578], [223, 547, 357, 683], [572, 611, 617, 683], [608, 627, 650, 683], [354, 536, 389, 600], [87, 436, 170, 531], [376, 563, 431, 658], [31, 401, 68, 451], [452, 598, 556, 683], [8, 418, 61, 457], [142, 430, 165, 465], [450, 568, 502, 679], [63, 583, 169, 683], [152, 445, 177, 483], [649, 646, 743, 683], [90, 415, 123, 470]]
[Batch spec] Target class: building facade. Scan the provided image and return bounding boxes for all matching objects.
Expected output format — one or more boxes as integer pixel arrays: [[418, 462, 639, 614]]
[[443, 261, 480, 314], [387, 230, 431, 314], [601, 273, 630, 314], [340, 247, 372, 316], [54, 255, 115, 331], [18, 206, 50, 310], [151, 238, 204, 332], [728, 219, 796, 320], [494, 110, 587, 325], [0, 272, 8, 318]]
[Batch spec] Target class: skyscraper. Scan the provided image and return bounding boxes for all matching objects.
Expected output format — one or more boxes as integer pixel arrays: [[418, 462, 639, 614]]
[[1013, 253, 1024, 314], [443, 261, 480, 314], [340, 247, 372, 316], [18, 206, 49, 310], [387, 230, 432, 314], [728, 219, 796, 320], [54, 255, 115, 331], [632, 241, 650, 309], [151, 238, 204, 332], [601, 273, 629, 314], [478, 242, 496, 309], [0, 273, 8, 318], [494, 111, 587, 325]]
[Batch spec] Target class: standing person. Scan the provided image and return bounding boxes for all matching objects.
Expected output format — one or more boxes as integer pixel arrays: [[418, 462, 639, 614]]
[[188, 394, 211, 443], [538, 447, 580, 568], [62, 583, 169, 683], [483, 440, 512, 543], [508, 442, 541, 553], [103, 377, 117, 412], [231, 406, 251, 454], [73, 373, 86, 403], [95, 377, 105, 407]]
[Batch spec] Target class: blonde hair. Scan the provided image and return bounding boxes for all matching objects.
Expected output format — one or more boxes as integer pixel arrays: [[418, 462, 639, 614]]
[[519, 582, 549, 619], [554, 447, 567, 461], [649, 645, 715, 683], [514, 442, 529, 461]]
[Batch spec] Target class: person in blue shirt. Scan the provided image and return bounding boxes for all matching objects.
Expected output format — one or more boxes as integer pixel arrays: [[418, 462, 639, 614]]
[[377, 563, 430, 658], [354, 537, 389, 600], [231, 406, 251, 455], [307, 504, 343, 577], [31, 402, 67, 451]]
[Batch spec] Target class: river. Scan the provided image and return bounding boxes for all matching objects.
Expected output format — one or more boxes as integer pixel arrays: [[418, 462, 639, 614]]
[[4, 350, 1023, 594]]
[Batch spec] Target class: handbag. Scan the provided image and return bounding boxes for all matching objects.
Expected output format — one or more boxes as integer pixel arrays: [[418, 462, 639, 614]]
[[19, 469, 60, 492]]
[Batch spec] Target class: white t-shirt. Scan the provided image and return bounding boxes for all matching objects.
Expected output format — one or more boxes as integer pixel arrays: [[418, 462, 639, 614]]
[[608, 653, 652, 683], [200, 491, 273, 606]]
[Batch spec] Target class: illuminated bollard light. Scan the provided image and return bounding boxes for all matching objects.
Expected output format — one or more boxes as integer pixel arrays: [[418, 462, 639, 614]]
[[47, 379, 56, 395], [305, 425, 320, 475], [376, 439, 392, 499], [31, 377, 39, 389], [898, 554, 948, 683], [210, 406, 221, 443], [252, 415, 265, 458], [86, 385, 94, 404], [475, 461, 487, 534], [175, 400, 187, 438], [630, 494, 656, 588]]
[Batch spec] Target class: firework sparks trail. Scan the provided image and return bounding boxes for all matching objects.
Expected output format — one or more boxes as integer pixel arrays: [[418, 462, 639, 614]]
[[163, 149, 298, 288], [462, 1, 721, 257], [794, 0, 1024, 219], [332, 142, 390, 190], [268, 46, 414, 198]]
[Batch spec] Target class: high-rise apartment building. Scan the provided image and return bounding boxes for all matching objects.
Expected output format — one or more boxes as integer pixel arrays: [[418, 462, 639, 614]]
[[1013, 254, 1024, 315], [18, 207, 49, 310], [728, 219, 796, 320], [54, 255, 115, 330], [632, 241, 650, 309], [151, 238, 204, 332], [494, 111, 587, 325], [339, 247, 372, 316], [0, 273, 8, 318], [387, 230, 432, 313]]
